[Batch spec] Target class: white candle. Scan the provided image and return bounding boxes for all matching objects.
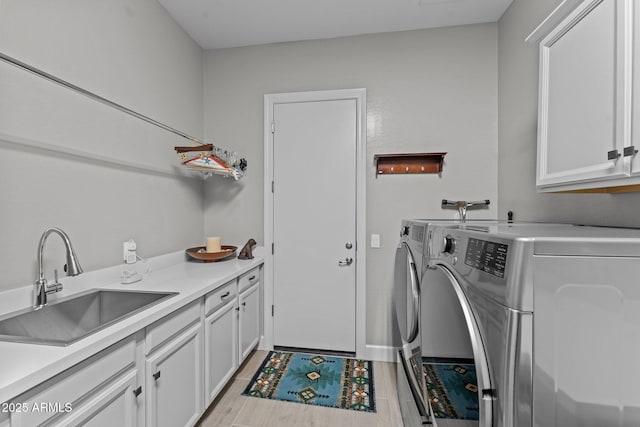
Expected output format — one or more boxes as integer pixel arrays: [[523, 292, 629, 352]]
[[206, 237, 221, 253]]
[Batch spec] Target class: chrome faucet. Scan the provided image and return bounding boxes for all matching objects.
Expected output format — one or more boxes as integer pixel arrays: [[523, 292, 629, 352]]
[[441, 199, 491, 223], [34, 227, 83, 309]]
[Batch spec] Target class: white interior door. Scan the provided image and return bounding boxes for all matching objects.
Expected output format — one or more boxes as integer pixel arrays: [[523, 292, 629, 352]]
[[272, 98, 357, 352]]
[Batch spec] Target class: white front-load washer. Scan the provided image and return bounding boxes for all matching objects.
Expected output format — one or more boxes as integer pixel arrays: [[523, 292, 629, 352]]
[[394, 219, 483, 426], [423, 222, 640, 427]]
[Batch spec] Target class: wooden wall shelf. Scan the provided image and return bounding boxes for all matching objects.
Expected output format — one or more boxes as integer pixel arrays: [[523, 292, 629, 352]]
[[374, 152, 446, 176]]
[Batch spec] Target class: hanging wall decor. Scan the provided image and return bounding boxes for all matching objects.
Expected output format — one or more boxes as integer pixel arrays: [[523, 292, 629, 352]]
[[374, 152, 446, 177], [175, 144, 247, 180]]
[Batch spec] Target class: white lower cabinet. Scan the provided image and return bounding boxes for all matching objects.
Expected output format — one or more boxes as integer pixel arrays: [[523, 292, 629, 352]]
[[145, 306, 203, 427], [204, 299, 238, 405], [8, 336, 138, 427], [4, 265, 263, 427], [52, 370, 139, 427], [239, 283, 260, 364]]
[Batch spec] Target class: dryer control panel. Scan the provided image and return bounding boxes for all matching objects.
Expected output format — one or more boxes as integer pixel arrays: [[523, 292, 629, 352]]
[[464, 238, 508, 278]]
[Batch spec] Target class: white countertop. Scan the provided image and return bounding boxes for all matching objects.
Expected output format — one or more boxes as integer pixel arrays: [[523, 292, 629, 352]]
[[0, 248, 264, 404]]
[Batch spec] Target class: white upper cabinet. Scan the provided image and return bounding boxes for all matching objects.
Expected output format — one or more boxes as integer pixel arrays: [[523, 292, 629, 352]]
[[541, 0, 621, 185], [631, 0, 640, 176], [529, 0, 640, 192]]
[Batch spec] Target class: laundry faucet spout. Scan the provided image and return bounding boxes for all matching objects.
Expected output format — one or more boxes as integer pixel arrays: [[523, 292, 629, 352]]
[[34, 227, 83, 309]]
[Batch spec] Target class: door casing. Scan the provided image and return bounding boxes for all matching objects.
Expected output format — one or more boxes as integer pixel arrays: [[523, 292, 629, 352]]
[[263, 88, 367, 357]]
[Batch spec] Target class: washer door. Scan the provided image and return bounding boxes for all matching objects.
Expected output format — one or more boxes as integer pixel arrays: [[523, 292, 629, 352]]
[[394, 241, 430, 423], [433, 264, 495, 427]]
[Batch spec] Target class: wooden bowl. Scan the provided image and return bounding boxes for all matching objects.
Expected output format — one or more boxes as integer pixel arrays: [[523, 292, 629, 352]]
[[186, 245, 237, 263]]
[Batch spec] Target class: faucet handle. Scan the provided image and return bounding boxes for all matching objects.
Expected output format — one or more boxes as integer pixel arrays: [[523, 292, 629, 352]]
[[50, 269, 63, 293]]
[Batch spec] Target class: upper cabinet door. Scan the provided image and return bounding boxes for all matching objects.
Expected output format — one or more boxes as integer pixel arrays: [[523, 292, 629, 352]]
[[537, 0, 627, 189], [631, 1, 640, 176]]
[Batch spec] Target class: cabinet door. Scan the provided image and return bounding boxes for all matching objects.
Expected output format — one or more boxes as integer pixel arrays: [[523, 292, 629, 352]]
[[46, 370, 139, 427], [239, 283, 260, 363], [146, 323, 203, 427], [204, 299, 238, 405], [631, 0, 640, 176], [538, 0, 626, 188]]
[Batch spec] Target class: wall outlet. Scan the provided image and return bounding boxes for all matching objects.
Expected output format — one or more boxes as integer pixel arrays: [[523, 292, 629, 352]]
[[123, 239, 137, 264], [371, 234, 381, 248]]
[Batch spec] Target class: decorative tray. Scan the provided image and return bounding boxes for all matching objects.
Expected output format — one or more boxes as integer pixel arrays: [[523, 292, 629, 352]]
[[186, 245, 237, 263]]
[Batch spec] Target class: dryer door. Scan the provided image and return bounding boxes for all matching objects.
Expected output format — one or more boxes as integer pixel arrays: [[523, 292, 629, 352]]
[[421, 266, 474, 359]]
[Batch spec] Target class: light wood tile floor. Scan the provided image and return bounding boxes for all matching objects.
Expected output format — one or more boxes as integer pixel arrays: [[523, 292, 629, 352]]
[[196, 350, 404, 427]]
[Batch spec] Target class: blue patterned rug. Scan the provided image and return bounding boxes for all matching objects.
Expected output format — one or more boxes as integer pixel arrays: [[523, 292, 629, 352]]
[[423, 359, 479, 420], [242, 351, 376, 412]]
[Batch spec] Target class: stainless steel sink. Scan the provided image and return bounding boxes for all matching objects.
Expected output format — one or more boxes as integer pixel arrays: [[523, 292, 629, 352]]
[[0, 289, 177, 346]]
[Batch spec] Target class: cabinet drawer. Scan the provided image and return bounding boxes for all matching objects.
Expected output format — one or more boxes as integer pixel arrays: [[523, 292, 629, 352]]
[[10, 337, 136, 426], [146, 300, 200, 355], [238, 267, 259, 292], [205, 280, 237, 316]]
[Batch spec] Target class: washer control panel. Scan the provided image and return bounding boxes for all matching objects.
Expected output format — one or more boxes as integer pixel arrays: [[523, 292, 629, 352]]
[[464, 237, 508, 278]]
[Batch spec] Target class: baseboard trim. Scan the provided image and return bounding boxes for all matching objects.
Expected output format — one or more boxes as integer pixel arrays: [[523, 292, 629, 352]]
[[366, 345, 396, 362]]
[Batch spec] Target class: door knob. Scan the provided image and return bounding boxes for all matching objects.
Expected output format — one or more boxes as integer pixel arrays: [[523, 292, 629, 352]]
[[338, 257, 353, 266]]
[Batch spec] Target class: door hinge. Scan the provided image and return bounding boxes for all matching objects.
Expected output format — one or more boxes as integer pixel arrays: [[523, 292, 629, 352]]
[[271, 305, 274, 317], [272, 181, 274, 193], [271, 243, 274, 254], [271, 121, 275, 133]]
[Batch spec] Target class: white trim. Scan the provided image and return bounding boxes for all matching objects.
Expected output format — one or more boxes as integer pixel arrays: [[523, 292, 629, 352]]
[[263, 88, 367, 358], [526, 0, 586, 44], [365, 345, 397, 363]]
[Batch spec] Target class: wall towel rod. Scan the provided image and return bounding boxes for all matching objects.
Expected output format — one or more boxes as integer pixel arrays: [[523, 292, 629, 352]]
[[0, 51, 207, 146], [1, 51, 247, 179]]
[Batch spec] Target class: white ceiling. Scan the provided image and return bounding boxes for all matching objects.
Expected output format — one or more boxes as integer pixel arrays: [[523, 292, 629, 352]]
[[158, 0, 514, 50]]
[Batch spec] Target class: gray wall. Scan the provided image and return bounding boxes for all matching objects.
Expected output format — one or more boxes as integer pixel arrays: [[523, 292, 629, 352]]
[[203, 24, 499, 347], [5, 0, 622, 350], [0, 0, 205, 291], [498, 0, 640, 226]]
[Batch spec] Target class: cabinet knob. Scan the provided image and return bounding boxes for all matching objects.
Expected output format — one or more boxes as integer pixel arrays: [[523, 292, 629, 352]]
[[248, 275, 256, 281], [220, 291, 230, 299], [153, 371, 161, 381]]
